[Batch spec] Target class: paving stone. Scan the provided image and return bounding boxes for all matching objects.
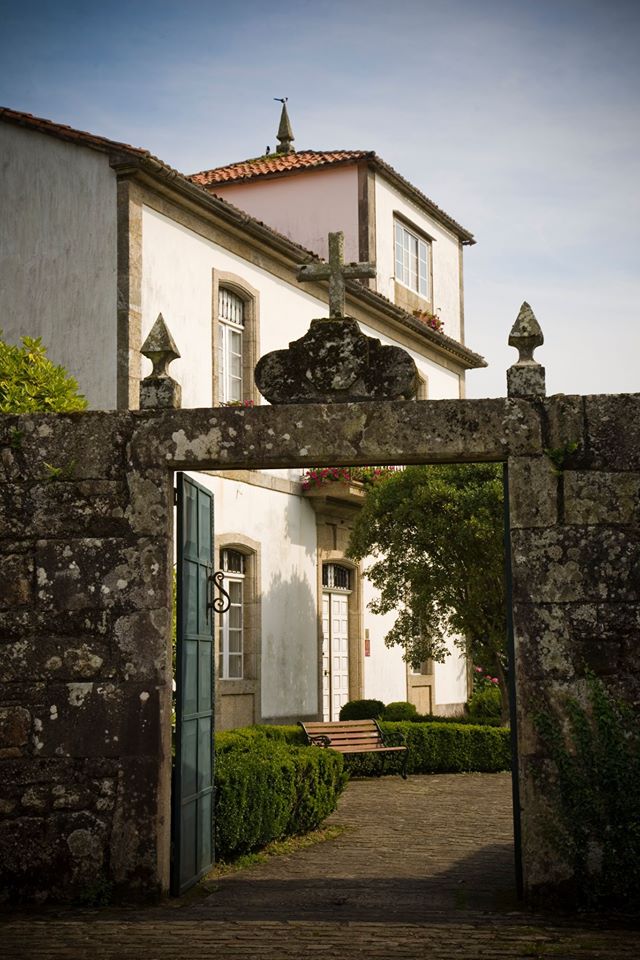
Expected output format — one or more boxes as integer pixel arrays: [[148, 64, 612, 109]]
[[2, 775, 636, 959]]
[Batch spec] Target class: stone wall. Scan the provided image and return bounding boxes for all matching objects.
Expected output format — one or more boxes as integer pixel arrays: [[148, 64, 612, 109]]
[[0, 411, 174, 901], [1, 395, 638, 905], [508, 393, 640, 905]]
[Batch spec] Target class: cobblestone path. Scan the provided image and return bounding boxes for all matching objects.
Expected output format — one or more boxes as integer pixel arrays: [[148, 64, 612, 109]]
[[3, 773, 637, 958]]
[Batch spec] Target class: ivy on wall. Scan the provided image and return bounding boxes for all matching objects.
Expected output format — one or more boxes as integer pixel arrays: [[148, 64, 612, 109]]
[[535, 675, 640, 909]]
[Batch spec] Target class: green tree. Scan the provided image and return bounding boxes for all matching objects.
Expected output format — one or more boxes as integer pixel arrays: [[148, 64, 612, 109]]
[[347, 463, 508, 717], [0, 332, 87, 413]]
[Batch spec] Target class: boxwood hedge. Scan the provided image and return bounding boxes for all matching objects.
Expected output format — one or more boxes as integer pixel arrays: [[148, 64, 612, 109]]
[[213, 720, 510, 860], [337, 720, 511, 777], [214, 729, 346, 860]]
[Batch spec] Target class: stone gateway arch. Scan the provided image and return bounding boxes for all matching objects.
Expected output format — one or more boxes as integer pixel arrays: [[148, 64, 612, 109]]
[[1, 301, 638, 908]]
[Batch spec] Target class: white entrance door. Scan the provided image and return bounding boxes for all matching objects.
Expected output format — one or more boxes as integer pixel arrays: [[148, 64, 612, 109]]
[[322, 591, 349, 721]]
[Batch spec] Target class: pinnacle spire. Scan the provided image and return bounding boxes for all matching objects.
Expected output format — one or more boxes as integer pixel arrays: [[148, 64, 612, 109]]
[[275, 98, 295, 154], [508, 302, 544, 364]]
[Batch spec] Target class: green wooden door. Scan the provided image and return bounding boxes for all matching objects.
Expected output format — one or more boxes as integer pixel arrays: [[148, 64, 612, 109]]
[[172, 473, 215, 895]]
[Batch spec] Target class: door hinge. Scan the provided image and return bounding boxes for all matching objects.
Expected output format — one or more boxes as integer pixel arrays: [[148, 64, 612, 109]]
[[173, 487, 178, 505]]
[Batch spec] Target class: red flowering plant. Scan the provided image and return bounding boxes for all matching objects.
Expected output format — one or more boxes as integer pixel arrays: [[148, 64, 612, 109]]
[[301, 465, 399, 491], [219, 399, 255, 408], [472, 665, 501, 693], [412, 309, 444, 334]]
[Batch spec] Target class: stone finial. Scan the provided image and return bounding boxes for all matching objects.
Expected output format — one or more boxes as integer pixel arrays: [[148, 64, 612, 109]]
[[507, 302, 546, 398], [297, 231, 376, 318], [139, 314, 182, 409], [509, 302, 544, 364], [275, 98, 295, 154], [254, 317, 418, 404]]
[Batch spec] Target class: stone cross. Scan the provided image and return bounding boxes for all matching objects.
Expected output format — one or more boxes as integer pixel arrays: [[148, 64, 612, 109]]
[[297, 231, 376, 318]]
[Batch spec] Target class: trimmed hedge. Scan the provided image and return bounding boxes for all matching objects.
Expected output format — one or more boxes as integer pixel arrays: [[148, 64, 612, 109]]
[[410, 712, 503, 728], [340, 720, 511, 777], [339, 699, 385, 720], [214, 728, 346, 860], [382, 701, 418, 721], [339, 698, 503, 727]]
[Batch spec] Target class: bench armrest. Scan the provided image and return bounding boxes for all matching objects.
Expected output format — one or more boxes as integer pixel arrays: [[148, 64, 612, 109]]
[[308, 734, 332, 748], [374, 718, 408, 748]]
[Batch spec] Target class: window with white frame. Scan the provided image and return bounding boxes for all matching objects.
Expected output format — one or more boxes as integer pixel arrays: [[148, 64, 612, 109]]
[[218, 288, 244, 403], [219, 548, 245, 679], [394, 219, 431, 299], [322, 563, 352, 591]]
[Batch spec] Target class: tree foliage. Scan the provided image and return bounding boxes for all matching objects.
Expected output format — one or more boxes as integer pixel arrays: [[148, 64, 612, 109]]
[[0, 333, 87, 413], [347, 463, 507, 708]]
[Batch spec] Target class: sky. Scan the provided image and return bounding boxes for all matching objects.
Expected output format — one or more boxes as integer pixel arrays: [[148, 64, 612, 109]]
[[1, 0, 638, 398]]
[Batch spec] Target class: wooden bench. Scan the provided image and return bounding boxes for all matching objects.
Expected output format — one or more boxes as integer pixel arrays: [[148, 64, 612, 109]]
[[298, 719, 408, 779]]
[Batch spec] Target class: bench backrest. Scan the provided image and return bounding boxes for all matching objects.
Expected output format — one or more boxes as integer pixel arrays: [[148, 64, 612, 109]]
[[300, 719, 384, 750]]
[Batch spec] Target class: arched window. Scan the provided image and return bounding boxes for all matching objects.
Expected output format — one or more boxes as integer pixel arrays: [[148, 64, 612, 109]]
[[219, 548, 246, 679], [212, 271, 260, 406], [322, 563, 352, 591], [217, 289, 245, 404]]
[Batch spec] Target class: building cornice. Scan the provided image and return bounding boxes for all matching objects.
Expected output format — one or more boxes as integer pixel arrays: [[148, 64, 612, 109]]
[[0, 106, 485, 371]]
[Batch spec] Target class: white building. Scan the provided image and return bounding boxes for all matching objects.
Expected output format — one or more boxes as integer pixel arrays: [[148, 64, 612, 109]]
[[0, 105, 485, 728]]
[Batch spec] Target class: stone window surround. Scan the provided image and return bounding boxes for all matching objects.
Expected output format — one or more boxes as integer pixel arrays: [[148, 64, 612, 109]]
[[393, 213, 434, 316], [214, 532, 262, 721], [218, 548, 245, 679], [211, 270, 261, 407]]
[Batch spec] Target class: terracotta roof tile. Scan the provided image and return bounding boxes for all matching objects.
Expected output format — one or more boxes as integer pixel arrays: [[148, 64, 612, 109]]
[[190, 149, 474, 243], [190, 150, 372, 186]]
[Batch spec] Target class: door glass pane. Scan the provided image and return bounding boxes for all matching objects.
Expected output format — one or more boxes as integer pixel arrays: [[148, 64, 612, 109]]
[[229, 580, 242, 603]]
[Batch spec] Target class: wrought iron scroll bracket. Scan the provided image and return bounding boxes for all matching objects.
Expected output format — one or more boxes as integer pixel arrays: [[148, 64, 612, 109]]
[[206, 568, 231, 621]]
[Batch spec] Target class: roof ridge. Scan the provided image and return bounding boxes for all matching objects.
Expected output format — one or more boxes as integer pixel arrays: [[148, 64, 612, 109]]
[[190, 148, 373, 180], [189, 148, 474, 242], [0, 105, 153, 160]]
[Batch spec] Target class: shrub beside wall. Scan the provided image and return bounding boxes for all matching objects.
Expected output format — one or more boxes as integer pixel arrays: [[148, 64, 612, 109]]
[[339, 698, 504, 727], [214, 729, 346, 860], [339, 699, 385, 720], [382, 701, 418, 721], [467, 687, 502, 721]]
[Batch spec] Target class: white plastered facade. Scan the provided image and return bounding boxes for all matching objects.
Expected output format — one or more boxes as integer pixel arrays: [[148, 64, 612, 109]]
[[0, 124, 118, 409], [1, 116, 474, 727]]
